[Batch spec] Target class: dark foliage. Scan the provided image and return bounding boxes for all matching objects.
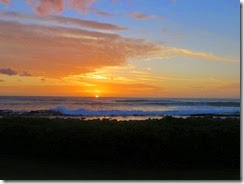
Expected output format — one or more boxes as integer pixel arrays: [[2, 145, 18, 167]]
[[0, 116, 240, 171]]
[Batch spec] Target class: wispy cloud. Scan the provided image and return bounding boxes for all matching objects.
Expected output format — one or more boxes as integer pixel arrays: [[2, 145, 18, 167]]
[[89, 8, 115, 17], [143, 47, 239, 63], [0, 12, 127, 31], [170, 48, 239, 62], [128, 12, 162, 20]]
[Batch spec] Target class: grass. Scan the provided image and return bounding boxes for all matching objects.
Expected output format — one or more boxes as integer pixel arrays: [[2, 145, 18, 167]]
[[0, 116, 240, 180]]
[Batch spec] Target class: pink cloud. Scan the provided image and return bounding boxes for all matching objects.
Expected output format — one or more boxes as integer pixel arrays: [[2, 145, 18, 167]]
[[26, 0, 98, 15], [0, 0, 9, 4], [30, 0, 65, 15], [68, 0, 97, 14], [1, 0, 122, 16], [1, 0, 124, 16]]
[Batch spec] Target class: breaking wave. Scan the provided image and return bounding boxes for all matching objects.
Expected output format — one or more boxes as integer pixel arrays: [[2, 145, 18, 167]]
[[51, 106, 240, 117]]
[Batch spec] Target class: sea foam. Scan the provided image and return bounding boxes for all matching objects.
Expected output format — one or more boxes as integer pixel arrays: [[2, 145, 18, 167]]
[[52, 105, 240, 117]]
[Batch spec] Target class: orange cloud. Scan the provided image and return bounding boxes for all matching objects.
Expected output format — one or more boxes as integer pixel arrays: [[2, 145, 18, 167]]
[[0, 17, 238, 79], [0, 20, 158, 78]]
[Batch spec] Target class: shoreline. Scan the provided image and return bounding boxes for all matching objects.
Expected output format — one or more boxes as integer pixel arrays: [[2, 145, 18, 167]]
[[0, 109, 240, 121]]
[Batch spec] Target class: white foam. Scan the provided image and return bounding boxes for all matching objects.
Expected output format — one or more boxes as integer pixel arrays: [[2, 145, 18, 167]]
[[52, 106, 240, 117]]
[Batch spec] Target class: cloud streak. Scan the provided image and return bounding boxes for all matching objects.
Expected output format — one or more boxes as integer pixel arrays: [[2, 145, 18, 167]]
[[0, 12, 127, 31], [143, 47, 239, 63], [89, 8, 115, 17], [129, 12, 162, 20], [169, 48, 239, 62]]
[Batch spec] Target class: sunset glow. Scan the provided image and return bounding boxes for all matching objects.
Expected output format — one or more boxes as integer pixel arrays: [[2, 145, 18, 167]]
[[0, 0, 240, 98]]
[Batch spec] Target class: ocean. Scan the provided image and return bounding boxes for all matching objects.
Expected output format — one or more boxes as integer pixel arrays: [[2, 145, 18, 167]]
[[0, 96, 240, 119]]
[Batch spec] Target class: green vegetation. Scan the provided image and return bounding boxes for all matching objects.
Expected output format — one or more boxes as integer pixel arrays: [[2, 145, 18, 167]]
[[0, 116, 240, 180]]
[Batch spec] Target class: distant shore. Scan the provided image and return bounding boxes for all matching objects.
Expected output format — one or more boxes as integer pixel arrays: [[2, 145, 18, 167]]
[[0, 116, 240, 180]]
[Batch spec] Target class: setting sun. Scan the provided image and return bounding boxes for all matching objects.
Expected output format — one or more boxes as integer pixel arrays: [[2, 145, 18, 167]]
[[95, 95, 99, 98]]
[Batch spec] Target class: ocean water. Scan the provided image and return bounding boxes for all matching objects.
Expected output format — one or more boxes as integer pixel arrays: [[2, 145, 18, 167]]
[[0, 96, 240, 118]]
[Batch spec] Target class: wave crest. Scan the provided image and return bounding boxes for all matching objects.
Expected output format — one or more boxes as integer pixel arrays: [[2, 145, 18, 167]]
[[52, 106, 240, 117]]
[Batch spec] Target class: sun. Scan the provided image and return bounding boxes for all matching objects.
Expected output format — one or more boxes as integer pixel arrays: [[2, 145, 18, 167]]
[[95, 95, 99, 98]]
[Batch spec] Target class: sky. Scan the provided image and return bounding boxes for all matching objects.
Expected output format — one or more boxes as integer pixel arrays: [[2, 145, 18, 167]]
[[0, 0, 240, 98]]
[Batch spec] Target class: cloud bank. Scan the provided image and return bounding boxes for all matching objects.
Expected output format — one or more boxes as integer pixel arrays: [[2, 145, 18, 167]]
[[0, 19, 158, 77], [0, 12, 238, 79]]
